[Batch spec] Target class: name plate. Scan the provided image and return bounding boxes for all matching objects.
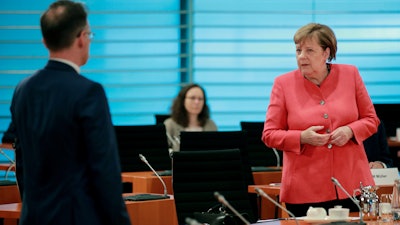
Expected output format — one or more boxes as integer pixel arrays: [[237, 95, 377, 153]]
[[371, 168, 400, 185]]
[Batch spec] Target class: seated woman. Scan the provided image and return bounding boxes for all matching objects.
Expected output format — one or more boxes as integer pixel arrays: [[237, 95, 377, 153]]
[[164, 83, 217, 151]]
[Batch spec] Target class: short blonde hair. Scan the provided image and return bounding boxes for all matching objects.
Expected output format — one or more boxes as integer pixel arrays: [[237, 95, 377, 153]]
[[294, 23, 337, 62]]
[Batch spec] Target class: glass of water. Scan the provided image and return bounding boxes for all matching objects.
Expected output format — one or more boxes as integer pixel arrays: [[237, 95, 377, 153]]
[[379, 194, 393, 222]]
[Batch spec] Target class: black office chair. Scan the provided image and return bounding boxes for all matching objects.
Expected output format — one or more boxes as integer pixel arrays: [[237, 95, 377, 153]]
[[179, 130, 255, 185], [176, 131, 258, 223], [154, 114, 170, 124], [363, 120, 393, 168], [240, 121, 283, 170], [179, 130, 247, 152], [172, 149, 258, 225], [373, 104, 400, 137], [114, 124, 171, 172]]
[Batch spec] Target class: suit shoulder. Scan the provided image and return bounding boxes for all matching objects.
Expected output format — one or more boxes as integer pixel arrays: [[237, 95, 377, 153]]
[[74, 74, 104, 91], [333, 63, 358, 71], [274, 69, 298, 84]]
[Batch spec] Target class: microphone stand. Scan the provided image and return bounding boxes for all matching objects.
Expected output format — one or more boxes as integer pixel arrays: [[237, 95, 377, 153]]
[[139, 154, 169, 198], [271, 148, 281, 167], [214, 192, 251, 225], [331, 177, 366, 225], [123, 154, 170, 201], [255, 188, 299, 225]]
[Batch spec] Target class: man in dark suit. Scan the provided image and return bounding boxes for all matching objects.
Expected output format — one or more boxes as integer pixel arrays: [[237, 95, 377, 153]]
[[9, 1, 131, 224], [364, 120, 393, 168]]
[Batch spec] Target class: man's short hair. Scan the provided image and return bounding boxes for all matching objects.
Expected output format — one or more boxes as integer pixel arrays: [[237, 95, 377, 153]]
[[40, 0, 87, 51]]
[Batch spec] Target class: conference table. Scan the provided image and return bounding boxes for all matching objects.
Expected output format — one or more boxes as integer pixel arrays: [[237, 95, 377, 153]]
[[124, 194, 178, 225], [121, 169, 282, 195], [121, 169, 283, 219], [0, 194, 178, 225], [0, 182, 20, 205], [0, 203, 20, 225], [0, 202, 394, 225], [254, 215, 396, 225], [388, 137, 400, 147], [0, 177, 178, 225], [121, 171, 174, 195], [249, 183, 395, 220]]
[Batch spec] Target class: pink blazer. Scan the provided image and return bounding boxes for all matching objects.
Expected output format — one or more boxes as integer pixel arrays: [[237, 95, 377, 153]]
[[262, 64, 380, 204]]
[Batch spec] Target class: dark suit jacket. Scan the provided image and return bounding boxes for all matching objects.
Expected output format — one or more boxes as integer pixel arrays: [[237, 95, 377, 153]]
[[363, 121, 393, 167], [10, 60, 131, 225], [1, 122, 16, 144]]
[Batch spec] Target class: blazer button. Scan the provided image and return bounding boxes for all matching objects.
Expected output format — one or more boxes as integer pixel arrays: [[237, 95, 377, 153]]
[[326, 129, 331, 133], [327, 143, 333, 149], [323, 113, 329, 119], [320, 100, 325, 105]]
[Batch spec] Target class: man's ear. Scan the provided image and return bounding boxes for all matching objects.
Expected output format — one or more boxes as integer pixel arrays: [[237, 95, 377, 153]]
[[76, 32, 85, 48]]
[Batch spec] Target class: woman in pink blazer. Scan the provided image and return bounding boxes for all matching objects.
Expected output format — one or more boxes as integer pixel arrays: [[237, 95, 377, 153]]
[[262, 23, 380, 216]]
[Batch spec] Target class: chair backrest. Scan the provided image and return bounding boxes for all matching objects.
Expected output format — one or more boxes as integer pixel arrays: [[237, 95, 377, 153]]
[[154, 114, 170, 124], [179, 130, 247, 152], [240, 121, 283, 168], [373, 104, 400, 137], [363, 120, 393, 167], [114, 124, 171, 172], [178, 130, 254, 185], [172, 149, 258, 224]]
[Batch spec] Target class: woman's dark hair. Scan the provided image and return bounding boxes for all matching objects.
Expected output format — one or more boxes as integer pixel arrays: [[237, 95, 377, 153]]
[[171, 84, 210, 127], [40, 0, 87, 51]]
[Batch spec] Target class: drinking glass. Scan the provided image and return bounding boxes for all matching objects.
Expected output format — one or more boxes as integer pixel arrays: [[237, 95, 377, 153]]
[[379, 194, 393, 222]]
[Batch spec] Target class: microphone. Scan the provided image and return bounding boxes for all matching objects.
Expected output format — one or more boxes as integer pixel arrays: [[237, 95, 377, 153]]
[[331, 177, 365, 225], [166, 132, 180, 147], [214, 191, 251, 225], [254, 188, 299, 225], [139, 154, 169, 198], [272, 148, 281, 167], [0, 147, 15, 163]]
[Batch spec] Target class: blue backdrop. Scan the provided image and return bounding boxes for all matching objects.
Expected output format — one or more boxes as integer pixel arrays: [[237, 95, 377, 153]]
[[0, 0, 399, 135]]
